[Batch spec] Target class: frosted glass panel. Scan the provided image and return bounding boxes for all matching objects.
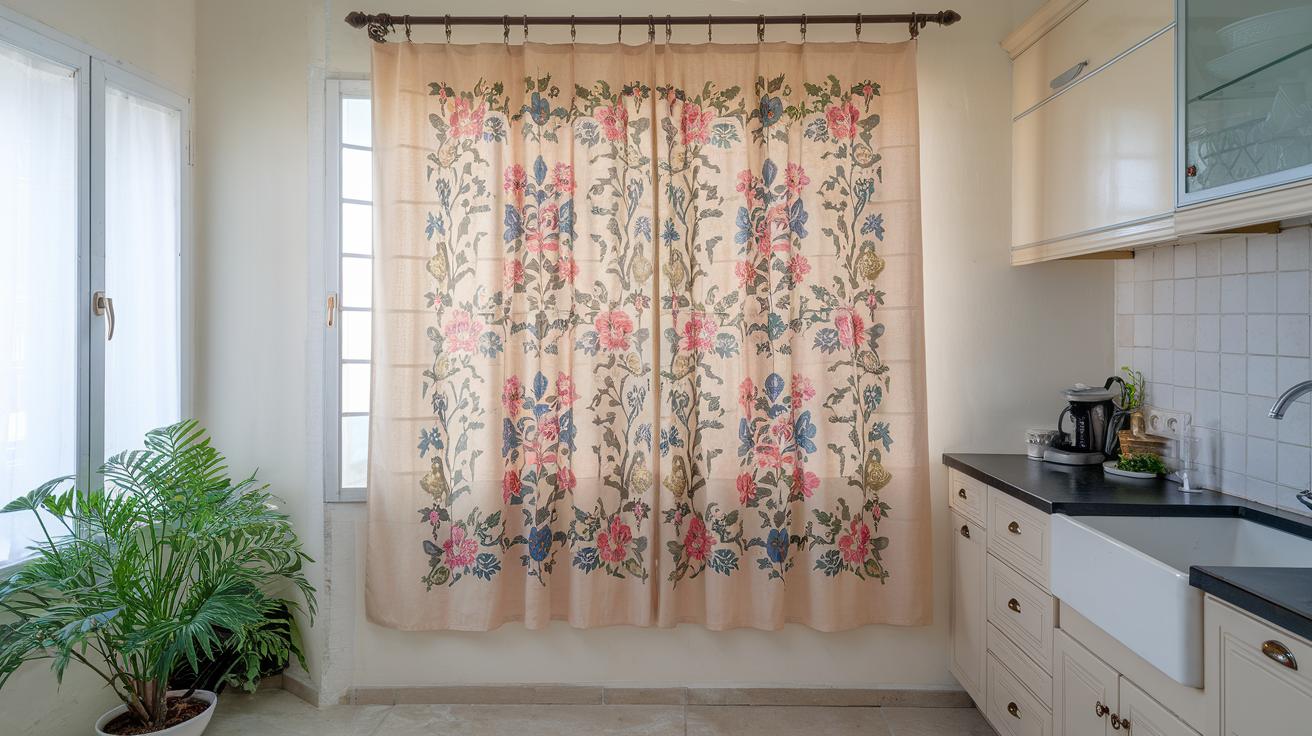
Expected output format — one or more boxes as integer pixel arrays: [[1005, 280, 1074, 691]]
[[342, 363, 371, 414], [0, 41, 78, 564], [104, 85, 181, 458], [342, 202, 372, 255], [341, 256, 372, 308], [341, 310, 371, 361], [341, 148, 372, 201], [341, 415, 368, 488], [342, 97, 372, 147]]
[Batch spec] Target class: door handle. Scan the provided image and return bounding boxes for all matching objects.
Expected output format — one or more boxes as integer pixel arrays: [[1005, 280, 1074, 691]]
[[958, 488, 968, 500], [1095, 701, 1109, 717], [327, 291, 338, 328], [1008, 521, 1021, 535], [1112, 713, 1128, 731], [1050, 60, 1088, 89], [960, 525, 971, 539], [93, 291, 115, 341], [1262, 640, 1298, 670], [1007, 702, 1020, 719]]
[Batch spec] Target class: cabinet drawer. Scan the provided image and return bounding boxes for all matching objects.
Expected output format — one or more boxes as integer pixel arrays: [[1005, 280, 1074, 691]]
[[1012, 29, 1175, 249], [1012, 0, 1173, 116], [949, 468, 987, 527], [987, 488, 1050, 590], [1208, 597, 1312, 736], [988, 553, 1054, 674], [989, 621, 1052, 709], [987, 653, 1052, 736]]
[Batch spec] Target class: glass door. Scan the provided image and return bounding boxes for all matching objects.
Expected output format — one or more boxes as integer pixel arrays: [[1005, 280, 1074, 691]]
[[1180, 0, 1312, 204]]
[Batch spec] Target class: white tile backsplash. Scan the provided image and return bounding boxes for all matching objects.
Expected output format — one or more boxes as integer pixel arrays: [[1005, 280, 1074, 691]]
[[1118, 233, 1312, 517]]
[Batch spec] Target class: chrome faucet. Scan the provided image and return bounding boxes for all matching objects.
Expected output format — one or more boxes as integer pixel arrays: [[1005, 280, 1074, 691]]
[[1269, 380, 1312, 419]]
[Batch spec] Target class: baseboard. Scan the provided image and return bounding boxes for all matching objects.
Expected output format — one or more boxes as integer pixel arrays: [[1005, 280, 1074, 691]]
[[344, 684, 973, 708], [280, 669, 320, 707]]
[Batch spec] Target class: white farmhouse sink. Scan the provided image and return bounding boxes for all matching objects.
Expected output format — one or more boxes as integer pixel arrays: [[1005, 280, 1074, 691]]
[[1051, 514, 1312, 688]]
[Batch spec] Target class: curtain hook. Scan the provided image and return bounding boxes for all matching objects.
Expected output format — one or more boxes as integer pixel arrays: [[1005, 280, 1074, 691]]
[[648, 15, 655, 44], [665, 15, 672, 43], [757, 15, 765, 43], [909, 14, 920, 40], [503, 15, 510, 45], [444, 14, 451, 43], [618, 15, 623, 43], [403, 15, 412, 42], [708, 15, 713, 43], [856, 13, 862, 41], [570, 15, 576, 43], [523, 16, 529, 42], [800, 14, 807, 43]]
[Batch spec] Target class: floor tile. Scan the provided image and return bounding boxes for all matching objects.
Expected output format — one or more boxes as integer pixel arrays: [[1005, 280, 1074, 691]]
[[206, 690, 391, 736], [882, 707, 997, 736], [374, 704, 685, 736], [686, 706, 892, 736]]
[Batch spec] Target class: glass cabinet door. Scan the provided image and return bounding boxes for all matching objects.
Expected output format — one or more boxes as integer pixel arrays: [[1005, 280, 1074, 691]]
[[1180, 0, 1312, 204]]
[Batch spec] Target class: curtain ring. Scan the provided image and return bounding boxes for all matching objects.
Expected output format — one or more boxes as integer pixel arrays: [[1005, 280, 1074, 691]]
[[523, 16, 529, 42], [503, 15, 509, 44], [708, 15, 713, 43], [403, 15, 412, 42], [757, 15, 765, 43], [856, 13, 862, 41], [665, 15, 672, 43], [909, 14, 921, 39], [570, 15, 576, 43], [618, 15, 623, 43], [800, 14, 807, 43], [648, 15, 655, 44], [444, 14, 451, 43]]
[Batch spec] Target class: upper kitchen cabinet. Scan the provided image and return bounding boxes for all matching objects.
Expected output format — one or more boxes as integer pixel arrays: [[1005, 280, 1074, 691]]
[[1175, 0, 1312, 234], [1006, 0, 1177, 264]]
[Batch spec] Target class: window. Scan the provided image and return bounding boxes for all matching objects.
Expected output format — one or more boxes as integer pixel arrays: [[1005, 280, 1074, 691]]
[[0, 13, 189, 567], [325, 80, 372, 502]]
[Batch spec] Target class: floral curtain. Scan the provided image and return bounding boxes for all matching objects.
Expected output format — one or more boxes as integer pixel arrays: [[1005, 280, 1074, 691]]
[[367, 41, 929, 632]]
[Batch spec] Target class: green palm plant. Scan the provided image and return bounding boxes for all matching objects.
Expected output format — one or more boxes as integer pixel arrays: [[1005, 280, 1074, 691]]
[[0, 421, 315, 731]]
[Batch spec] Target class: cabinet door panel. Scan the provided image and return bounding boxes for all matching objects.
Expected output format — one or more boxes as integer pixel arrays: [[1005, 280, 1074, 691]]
[[987, 554, 1054, 673], [1012, 29, 1175, 249], [1119, 677, 1199, 736], [1012, 0, 1173, 116], [1208, 598, 1312, 736], [949, 509, 988, 705], [1054, 630, 1117, 736]]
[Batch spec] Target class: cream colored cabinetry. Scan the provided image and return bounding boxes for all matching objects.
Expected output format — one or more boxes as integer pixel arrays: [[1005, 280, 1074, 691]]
[[949, 508, 988, 704], [1055, 631, 1198, 736], [1005, 0, 1176, 264], [1206, 595, 1312, 736]]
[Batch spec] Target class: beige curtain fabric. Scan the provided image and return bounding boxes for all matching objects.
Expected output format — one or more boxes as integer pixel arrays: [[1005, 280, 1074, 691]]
[[367, 41, 929, 632]]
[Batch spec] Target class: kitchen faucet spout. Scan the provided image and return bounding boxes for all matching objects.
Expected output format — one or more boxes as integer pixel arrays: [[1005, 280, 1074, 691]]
[[1269, 380, 1312, 419]]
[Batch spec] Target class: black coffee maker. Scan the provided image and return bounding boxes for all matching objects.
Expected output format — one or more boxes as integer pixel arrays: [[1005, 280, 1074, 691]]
[[1044, 376, 1128, 466]]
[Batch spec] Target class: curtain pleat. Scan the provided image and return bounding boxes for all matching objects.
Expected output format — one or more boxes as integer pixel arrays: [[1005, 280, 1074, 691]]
[[367, 41, 930, 632]]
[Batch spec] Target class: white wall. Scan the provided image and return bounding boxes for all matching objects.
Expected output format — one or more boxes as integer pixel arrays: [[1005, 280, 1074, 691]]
[[0, 1, 196, 731]]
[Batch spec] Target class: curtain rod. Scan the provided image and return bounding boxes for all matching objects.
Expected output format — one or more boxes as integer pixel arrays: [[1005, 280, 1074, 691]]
[[345, 11, 962, 44]]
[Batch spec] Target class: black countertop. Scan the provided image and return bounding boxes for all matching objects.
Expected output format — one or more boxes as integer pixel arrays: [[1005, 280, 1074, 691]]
[[943, 453, 1312, 641]]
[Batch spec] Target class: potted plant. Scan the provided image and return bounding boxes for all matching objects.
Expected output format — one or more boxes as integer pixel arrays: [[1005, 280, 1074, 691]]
[[0, 421, 315, 735]]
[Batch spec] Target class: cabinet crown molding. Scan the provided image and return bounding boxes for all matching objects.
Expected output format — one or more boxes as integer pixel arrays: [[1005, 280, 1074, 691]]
[[1001, 0, 1089, 59]]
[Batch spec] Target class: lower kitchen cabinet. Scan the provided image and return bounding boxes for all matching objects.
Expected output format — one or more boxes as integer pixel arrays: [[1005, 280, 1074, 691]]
[[988, 652, 1053, 736], [1119, 678, 1196, 736], [1207, 596, 1312, 736], [949, 508, 987, 704], [1054, 631, 1120, 736]]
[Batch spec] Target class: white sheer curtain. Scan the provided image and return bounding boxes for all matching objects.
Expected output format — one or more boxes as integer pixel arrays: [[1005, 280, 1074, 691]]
[[0, 40, 79, 564], [103, 85, 181, 458]]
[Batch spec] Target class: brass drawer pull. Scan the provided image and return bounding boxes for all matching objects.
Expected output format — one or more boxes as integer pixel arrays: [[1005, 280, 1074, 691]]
[[1008, 521, 1020, 535], [1008, 598, 1021, 614], [958, 487, 968, 500], [960, 525, 971, 539], [1263, 640, 1298, 670], [1095, 701, 1108, 717], [1007, 702, 1020, 719]]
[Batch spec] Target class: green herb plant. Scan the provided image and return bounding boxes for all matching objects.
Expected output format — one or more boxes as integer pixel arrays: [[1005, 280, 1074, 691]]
[[0, 422, 315, 731], [1120, 366, 1145, 410], [1116, 452, 1168, 475]]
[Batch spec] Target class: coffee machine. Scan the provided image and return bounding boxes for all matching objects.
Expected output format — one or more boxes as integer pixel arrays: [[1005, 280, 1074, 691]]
[[1043, 377, 1128, 465]]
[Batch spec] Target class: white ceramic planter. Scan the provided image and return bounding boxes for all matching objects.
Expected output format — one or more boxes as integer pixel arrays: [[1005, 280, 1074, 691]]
[[94, 690, 217, 736]]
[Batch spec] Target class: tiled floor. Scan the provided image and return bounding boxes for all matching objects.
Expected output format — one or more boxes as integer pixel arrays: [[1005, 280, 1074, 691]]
[[207, 690, 998, 735]]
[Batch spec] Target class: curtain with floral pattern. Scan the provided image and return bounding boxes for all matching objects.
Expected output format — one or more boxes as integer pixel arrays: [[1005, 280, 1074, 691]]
[[367, 41, 929, 632]]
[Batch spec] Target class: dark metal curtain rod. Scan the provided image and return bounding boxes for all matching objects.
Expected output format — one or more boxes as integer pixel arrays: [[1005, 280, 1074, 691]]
[[346, 11, 962, 44]]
